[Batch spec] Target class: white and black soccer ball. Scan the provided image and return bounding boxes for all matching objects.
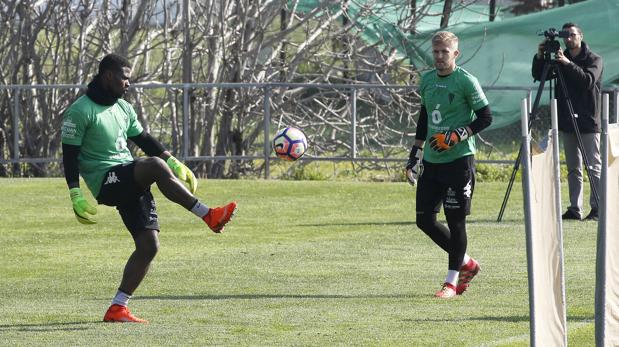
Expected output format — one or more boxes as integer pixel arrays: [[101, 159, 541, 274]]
[[272, 127, 308, 161]]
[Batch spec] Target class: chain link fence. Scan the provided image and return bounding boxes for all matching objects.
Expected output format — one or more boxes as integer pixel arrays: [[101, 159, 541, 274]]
[[1, 83, 617, 178]]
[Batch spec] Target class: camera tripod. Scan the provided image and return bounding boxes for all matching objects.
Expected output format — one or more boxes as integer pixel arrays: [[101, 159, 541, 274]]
[[497, 55, 600, 222]]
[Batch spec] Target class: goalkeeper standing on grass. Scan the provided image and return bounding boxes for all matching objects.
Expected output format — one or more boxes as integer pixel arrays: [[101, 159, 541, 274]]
[[61, 54, 237, 322], [405, 31, 492, 298]]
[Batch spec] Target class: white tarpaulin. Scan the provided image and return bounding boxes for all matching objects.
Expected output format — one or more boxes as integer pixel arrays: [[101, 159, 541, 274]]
[[529, 130, 567, 346], [601, 125, 619, 346]]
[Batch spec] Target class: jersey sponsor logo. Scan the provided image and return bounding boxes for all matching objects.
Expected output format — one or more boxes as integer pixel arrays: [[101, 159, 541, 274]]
[[110, 153, 131, 160], [471, 93, 483, 104], [471, 84, 486, 104], [62, 120, 77, 138], [445, 187, 459, 206], [104, 171, 121, 185]]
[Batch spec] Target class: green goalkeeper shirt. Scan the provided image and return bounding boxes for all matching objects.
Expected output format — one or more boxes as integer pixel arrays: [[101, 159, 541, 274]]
[[419, 66, 489, 164], [61, 95, 143, 197]]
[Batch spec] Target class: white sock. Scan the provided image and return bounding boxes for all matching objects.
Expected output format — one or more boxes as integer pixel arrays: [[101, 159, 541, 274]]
[[461, 254, 471, 268], [445, 270, 459, 286], [190, 200, 209, 218], [111, 290, 131, 307]]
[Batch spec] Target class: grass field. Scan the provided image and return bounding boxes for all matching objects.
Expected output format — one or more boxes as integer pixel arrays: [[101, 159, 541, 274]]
[[0, 178, 598, 346]]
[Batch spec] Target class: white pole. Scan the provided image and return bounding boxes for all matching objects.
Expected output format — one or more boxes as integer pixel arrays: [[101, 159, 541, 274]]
[[551, 98, 568, 347], [595, 93, 610, 346], [520, 98, 536, 347]]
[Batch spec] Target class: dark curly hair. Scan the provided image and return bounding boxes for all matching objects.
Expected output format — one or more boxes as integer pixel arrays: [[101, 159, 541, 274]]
[[98, 53, 131, 75]]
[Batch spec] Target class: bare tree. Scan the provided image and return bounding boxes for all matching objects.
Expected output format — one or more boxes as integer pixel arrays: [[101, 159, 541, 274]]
[[440, 0, 453, 28], [489, 0, 497, 22], [2, 0, 484, 178]]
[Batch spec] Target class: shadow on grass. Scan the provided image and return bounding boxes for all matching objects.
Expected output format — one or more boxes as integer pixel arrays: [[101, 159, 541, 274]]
[[0, 321, 94, 332], [296, 221, 415, 227], [135, 293, 424, 301], [400, 315, 530, 323], [468, 218, 523, 224], [295, 218, 523, 228], [400, 314, 591, 323]]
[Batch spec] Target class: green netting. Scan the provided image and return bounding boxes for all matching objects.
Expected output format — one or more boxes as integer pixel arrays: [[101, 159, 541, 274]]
[[292, 0, 619, 129]]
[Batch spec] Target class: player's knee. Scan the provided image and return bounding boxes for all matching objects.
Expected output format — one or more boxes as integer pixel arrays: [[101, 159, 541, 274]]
[[416, 212, 435, 232], [136, 234, 160, 260], [138, 157, 172, 179], [141, 244, 159, 261], [148, 157, 169, 172]]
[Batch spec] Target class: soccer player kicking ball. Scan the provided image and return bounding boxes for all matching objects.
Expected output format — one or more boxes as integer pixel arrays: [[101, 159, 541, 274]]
[[406, 31, 492, 298], [62, 54, 237, 322]]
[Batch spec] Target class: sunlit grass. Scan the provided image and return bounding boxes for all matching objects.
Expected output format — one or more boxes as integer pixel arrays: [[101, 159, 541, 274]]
[[0, 178, 596, 346]]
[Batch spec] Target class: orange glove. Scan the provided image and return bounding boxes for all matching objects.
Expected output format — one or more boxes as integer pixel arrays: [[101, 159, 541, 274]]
[[429, 127, 470, 152]]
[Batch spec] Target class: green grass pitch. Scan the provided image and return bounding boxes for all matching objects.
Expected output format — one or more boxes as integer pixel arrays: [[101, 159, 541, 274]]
[[0, 178, 597, 346]]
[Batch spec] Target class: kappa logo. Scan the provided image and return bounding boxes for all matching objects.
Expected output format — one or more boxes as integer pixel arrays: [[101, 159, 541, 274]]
[[104, 172, 121, 185], [463, 180, 472, 199]]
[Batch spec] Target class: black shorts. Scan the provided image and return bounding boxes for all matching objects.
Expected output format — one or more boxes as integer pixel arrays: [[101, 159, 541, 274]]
[[96, 161, 160, 237], [416, 155, 476, 216]]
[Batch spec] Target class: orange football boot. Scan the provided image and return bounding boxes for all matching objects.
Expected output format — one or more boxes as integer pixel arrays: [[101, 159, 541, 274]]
[[103, 304, 148, 323], [203, 202, 237, 233]]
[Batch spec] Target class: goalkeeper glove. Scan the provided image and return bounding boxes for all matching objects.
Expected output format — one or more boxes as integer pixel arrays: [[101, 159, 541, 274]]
[[69, 187, 97, 224], [405, 145, 423, 186], [429, 127, 471, 153], [166, 156, 198, 194]]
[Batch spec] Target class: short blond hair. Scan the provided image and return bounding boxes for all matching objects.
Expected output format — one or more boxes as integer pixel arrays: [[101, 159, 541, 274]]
[[432, 31, 459, 48]]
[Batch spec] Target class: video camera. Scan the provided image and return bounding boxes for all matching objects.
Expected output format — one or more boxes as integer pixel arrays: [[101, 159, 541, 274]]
[[538, 28, 570, 56]]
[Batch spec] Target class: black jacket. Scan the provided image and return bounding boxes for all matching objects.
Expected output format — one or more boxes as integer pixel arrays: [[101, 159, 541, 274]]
[[532, 41, 603, 133]]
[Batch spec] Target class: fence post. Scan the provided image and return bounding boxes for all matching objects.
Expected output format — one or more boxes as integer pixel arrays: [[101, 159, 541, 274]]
[[351, 88, 357, 159], [614, 89, 618, 124], [12, 89, 20, 175], [182, 83, 190, 161], [264, 87, 272, 179]]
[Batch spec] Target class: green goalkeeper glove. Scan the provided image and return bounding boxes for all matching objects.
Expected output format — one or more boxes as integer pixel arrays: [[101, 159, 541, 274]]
[[69, 187, 97, 224], [166, 156, 198, 194]]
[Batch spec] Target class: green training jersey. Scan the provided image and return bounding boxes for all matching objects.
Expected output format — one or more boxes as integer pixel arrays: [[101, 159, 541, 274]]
[[61, 95, 143, 197], [419, 66, 488, 164]]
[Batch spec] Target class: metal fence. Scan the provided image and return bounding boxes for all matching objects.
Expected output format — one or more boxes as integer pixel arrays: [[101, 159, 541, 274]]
[[1, 83, 618, 178]]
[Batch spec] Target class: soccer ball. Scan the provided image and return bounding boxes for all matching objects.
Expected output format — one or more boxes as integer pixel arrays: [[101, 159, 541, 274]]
[[273, 127, 308, 161]]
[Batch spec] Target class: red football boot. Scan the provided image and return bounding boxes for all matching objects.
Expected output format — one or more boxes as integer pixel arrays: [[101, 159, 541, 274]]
[[435, 283, 457, 298], [103, 304, 148, 323], [456, 258, 481, 295], [203, 202, 237, 233]]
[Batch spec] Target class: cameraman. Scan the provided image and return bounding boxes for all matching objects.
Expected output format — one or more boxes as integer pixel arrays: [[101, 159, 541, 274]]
[[532, 22, 603, 221]]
